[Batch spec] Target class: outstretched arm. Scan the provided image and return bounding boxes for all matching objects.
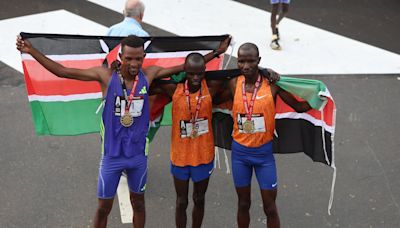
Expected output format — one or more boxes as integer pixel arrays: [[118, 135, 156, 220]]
[[276, 86, 312, 113], [144, 36, 232, 85], [149, 82, 177, 98], [16, 36, 109, 85]]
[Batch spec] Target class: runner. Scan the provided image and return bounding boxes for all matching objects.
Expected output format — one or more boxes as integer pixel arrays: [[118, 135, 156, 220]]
[[270, 0, 290, 50], [226, 42, 311, 228]]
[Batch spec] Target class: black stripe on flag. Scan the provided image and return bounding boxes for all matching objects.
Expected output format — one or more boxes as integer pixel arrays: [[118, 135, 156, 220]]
[[20, 32, 229, 55], [212, 112, 333, 166]]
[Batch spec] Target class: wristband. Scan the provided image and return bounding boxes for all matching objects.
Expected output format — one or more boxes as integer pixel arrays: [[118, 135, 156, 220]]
[[212, 50, 220, 58]]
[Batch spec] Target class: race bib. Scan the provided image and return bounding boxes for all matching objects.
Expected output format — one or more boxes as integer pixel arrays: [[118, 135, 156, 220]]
[[180, 118, 209, 138], [237, 113, 266, 133], [114, 96, 144, 117]]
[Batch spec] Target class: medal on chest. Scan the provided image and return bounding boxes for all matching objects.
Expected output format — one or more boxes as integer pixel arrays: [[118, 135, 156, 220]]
[[117, 67, 139, 128], [120, 113, 134, 127], [185, 80, 203, 139], [190, 128, 199, 139], [241, 75, 261, 133], [242, 120, 255, 133]]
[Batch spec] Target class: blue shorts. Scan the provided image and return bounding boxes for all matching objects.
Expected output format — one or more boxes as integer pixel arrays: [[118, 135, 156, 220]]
[[271, 0, 290, 4], [171, 160, 214, 183], [97, 154, 147, 199], [231, 140, 277, 190]]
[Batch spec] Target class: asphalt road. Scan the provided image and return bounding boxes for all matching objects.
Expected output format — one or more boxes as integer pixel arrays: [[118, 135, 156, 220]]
[[0, 0, 399, 227]]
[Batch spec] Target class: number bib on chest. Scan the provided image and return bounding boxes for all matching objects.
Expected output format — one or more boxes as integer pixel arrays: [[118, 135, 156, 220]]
[[179, 118, 209, 138], [237, 113, 266, 133], [114, 96, 144, 117]]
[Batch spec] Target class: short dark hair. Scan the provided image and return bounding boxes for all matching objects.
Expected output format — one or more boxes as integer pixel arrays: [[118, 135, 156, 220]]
[[121, 35, 144, 50], [238, 43, 259, 57], [185, 52, 205, 65]]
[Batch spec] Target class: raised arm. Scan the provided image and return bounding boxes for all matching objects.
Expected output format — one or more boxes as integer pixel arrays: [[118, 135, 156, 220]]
[[144, 36, 232, 85], [16, 36, 109, 86], [275, 85, 312, 113]]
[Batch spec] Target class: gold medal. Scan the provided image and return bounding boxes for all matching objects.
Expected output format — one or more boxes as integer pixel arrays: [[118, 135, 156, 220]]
[[190, 128, 198, 139], [243, 120, 254, 133], [120, 113, 134, 127]]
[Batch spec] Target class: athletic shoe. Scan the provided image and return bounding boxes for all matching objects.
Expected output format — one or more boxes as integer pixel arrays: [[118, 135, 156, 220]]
[[270, 34, 281, 50]]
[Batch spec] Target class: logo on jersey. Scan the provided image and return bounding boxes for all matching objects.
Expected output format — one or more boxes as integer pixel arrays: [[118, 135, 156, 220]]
[[139, 86, 147, 95]]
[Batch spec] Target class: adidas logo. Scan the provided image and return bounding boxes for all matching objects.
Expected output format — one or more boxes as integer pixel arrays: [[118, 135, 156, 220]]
[[139, 86, 147, 95]]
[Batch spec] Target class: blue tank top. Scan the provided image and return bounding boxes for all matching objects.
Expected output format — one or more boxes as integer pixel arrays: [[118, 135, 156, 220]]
[[101, 70, 149, 157]]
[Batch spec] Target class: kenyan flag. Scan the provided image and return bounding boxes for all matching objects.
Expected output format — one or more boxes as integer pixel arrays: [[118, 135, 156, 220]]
[[20, 33, 227, 136]]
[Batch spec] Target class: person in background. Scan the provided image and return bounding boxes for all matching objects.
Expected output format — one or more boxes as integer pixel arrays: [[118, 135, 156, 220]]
[[107, 0, 149, 37], [270, 0, 290, 50]]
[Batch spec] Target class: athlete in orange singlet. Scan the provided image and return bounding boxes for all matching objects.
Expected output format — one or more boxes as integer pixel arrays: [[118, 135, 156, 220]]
[[224, 43, 311, 228]]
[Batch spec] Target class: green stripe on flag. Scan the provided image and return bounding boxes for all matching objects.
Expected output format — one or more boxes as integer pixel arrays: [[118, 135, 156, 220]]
[[277, 76, 328, 110], [160, 103, 172, 125], [30, 99, 102, 135]]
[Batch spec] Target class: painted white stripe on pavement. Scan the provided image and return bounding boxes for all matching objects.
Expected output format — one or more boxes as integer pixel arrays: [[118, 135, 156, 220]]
[[89, 0, 400, 74], [28, 92, 102, 102], [22, 53, 107, 61], [0, 10, 107, 73], [117, 175, 133, 224]]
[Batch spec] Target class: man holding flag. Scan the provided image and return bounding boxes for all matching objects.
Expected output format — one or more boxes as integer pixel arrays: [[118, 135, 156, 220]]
[[16, 35, 230, 228], [223, 43, 311, 228]]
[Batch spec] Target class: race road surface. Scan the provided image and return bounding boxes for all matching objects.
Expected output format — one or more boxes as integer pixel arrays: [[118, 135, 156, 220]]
[[0, 0, 399, 227]]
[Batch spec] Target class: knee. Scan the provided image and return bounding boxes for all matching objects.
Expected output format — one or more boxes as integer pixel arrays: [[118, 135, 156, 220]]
[[193, 194, 205, 208], [131, 197, 145, 213], [176, 196, 188, 210], [282, 5, 289, 14], [263, 203, 278, 218], [271, 5, 279, 16], [238, 199, 251, 212], [96, 205, 112, 218]]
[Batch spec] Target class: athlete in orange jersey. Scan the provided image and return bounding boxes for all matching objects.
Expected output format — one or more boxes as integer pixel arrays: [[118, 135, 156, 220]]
[[221, 43, 311, 228], [152, 52, 227, 228]]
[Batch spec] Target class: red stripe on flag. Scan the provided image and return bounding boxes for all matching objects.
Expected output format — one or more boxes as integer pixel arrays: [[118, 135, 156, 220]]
[[23, 59, 103, 96], [22, 61, 36, 97], [275, 96, 334, 126], [24, 55, 223, 96]]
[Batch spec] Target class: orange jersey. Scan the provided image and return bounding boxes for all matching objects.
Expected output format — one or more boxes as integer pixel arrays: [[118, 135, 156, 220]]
[[232, 75, 275, 147], [171, 80, 214, 166]]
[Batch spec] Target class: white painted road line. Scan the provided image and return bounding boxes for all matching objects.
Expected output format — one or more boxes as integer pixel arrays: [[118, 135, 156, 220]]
[[89, 0, 400, 74], [117, 175, 133, 224], [0, 10, 107, 73]]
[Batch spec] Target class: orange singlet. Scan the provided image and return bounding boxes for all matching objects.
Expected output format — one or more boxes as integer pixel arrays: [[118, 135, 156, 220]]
[[170, 79, 214, 167], [232, 75, 275, 148]]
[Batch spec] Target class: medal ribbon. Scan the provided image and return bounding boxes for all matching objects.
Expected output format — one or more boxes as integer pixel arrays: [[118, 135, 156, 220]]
[[184, 80, 203, 127], [242, 75, 261, 121], [117, 68, 139, 114]]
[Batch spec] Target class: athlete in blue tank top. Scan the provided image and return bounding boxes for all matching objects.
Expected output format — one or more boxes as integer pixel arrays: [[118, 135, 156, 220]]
[[17, 34, 231, 228]]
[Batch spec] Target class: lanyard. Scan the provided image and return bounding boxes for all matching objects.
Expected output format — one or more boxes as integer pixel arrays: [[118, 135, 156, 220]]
[[184, 80, 202, 125], [117, 68, 139, 113], [242, 75, 261, 120]]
